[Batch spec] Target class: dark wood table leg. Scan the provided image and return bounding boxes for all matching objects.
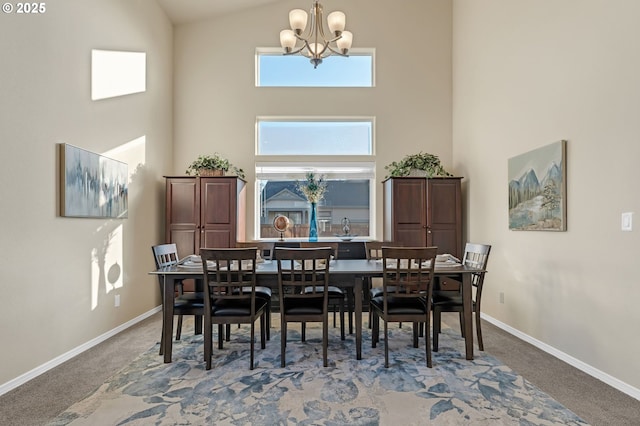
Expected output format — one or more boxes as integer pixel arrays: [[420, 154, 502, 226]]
[[162, 274, 175, 363], [355, 276, 363, 360], [462, 272, 474, 360]]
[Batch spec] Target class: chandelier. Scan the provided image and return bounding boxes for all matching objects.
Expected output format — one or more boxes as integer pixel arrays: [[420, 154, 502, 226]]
[[279, 1, 353, 69]]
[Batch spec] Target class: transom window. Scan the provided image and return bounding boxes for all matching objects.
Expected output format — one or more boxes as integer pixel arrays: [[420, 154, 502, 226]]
[[257, 117, 374, 156], [256, 48, 375, 87]]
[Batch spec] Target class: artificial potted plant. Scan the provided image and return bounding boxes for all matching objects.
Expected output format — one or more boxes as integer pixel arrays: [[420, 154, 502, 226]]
[[185, 153, 245, 179], [384, 152, 452, 178]]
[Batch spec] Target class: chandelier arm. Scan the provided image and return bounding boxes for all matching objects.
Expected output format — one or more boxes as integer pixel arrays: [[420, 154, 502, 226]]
[[324, 44, 348, 57], [283, 45, 308, 56]]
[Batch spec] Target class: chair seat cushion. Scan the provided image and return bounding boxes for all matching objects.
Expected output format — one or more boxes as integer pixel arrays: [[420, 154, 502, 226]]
[[176, 292, 204, 302], [369, 286, 402, 298], [238, 286, 272, 299], [431, 296, 476, 311], [211, 298, 267, 316], [432, 294, 463, 307], [304, 286, 343, 297], [283, 297, 324, 315], [174, 293, 204, 309], [371, 296, 427, 315]]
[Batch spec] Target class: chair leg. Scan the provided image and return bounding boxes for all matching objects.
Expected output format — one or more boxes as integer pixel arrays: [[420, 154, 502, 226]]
[[346, 289, 354, 335], [260, 313, 266, 349], [218, 324, 224, 349], [266, 300, 271, 340], [175, 315, 183, 340], [339, 298, 345, 341], [371, 308, 379, 347], [425, 311, 432, 368], [383, 319, 389, 368], [433, 308, 441, 352], [475, 309, 484, 351], [301, 322, 306, 341], [204, 318, 212, 371], [250, 321, 255, 370], [226, 324, 231, 342], [323, 317, 328, 367], [159, 317, 165, 356], [332, 302, 337, 327], [280, 319, 287, 367], [412, 322, 419, 348], [459, 311, 465, 337]]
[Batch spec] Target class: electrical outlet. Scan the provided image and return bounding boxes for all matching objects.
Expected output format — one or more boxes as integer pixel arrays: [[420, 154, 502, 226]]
[[622, 212, 633, 231], [115, 294, 120, 307], [499, 292, 505, 304]]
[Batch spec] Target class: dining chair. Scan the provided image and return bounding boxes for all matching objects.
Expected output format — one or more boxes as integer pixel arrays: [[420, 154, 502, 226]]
[[235, 241, 275, 340], [152, 243, 205, 356], [365, 241, 404, 328], [200, 247, 268, 370], [432, 243, 491, 352], [370, 246, 437, 368], [299, 242, 347, 340], [274, 246, 333, 367]]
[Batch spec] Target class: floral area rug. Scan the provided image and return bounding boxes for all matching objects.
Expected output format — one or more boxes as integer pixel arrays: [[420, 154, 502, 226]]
[[49, 318, 588, 425]]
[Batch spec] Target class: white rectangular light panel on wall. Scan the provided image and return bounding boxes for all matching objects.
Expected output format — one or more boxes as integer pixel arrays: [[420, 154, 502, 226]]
[[91, 49, 146, 100]]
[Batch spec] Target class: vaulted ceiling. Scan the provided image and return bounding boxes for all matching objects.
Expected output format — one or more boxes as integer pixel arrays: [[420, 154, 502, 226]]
[[155, 0, 283, 25]]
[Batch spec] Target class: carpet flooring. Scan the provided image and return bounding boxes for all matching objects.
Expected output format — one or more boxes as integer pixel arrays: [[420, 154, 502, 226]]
[[2, 312, 639, 425], [47, 318, 586, 425]]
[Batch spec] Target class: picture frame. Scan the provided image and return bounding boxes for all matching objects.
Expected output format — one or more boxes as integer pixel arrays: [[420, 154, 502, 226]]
[[59, 143, 128, 218], [508, 140, 567, 231]]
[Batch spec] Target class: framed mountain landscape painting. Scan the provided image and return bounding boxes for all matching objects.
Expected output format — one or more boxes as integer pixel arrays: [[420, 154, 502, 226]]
[[508, 140, 567, 231]]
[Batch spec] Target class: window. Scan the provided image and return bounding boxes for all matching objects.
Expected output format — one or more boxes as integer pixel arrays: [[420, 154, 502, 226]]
[[256, 48, 375, 87], [257, 118, 374, 156], [256, 163, 375, 239]]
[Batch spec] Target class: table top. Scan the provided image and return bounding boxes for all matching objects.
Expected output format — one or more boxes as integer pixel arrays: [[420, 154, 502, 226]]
[[150, 258, 484, 276]]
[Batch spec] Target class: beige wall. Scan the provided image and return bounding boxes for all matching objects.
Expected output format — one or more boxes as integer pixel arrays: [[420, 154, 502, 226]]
[[453, 0, 640, 393], [0, 0, 172, 387], [172, 0, 454, 240], [4, 0, 638, 401]]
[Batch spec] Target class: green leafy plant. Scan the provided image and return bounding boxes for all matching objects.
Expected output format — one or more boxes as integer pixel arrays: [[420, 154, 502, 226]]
[[185, 153, 245, 179], [384, 152, 452, 178], [296, 172, 327, 203]]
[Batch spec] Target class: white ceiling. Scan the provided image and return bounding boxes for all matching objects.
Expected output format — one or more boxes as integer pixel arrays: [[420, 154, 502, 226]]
[[155, 0, 283, 25]]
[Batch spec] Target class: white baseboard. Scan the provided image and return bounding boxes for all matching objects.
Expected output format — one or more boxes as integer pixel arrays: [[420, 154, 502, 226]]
[[0, 306, 161, 397], [482, 313, 640, 401]]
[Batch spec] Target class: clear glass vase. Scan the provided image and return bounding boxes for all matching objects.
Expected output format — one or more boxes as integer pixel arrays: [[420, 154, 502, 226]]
[[309, 202, 318, 242]]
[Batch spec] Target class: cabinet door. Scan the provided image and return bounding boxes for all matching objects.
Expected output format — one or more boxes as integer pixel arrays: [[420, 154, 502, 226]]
[[200, 178, 237, 248], [391, 178, 427, 246], [166, 178, 199, 257], [427, 178, 462, 258]]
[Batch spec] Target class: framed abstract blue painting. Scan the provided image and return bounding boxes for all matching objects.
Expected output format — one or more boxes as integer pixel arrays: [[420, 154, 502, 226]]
[[59, 143, 128, 218]]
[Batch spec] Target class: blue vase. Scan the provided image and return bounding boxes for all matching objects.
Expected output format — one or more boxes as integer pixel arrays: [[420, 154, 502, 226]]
[[309, 202, 318, 242]]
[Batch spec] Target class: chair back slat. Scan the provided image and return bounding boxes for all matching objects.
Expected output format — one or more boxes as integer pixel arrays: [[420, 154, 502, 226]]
[[364, 241, 403, 261], [236, 241, 275, 260], [382, 247, 438, 301], [274, 247, 332, 299], [462, 243, 491, 290], [200, 248, 258, 309], [152, 243, 180, 269]]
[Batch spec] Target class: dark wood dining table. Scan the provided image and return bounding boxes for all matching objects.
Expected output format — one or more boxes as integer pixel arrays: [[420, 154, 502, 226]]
[[150, 258, 484, 364]]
